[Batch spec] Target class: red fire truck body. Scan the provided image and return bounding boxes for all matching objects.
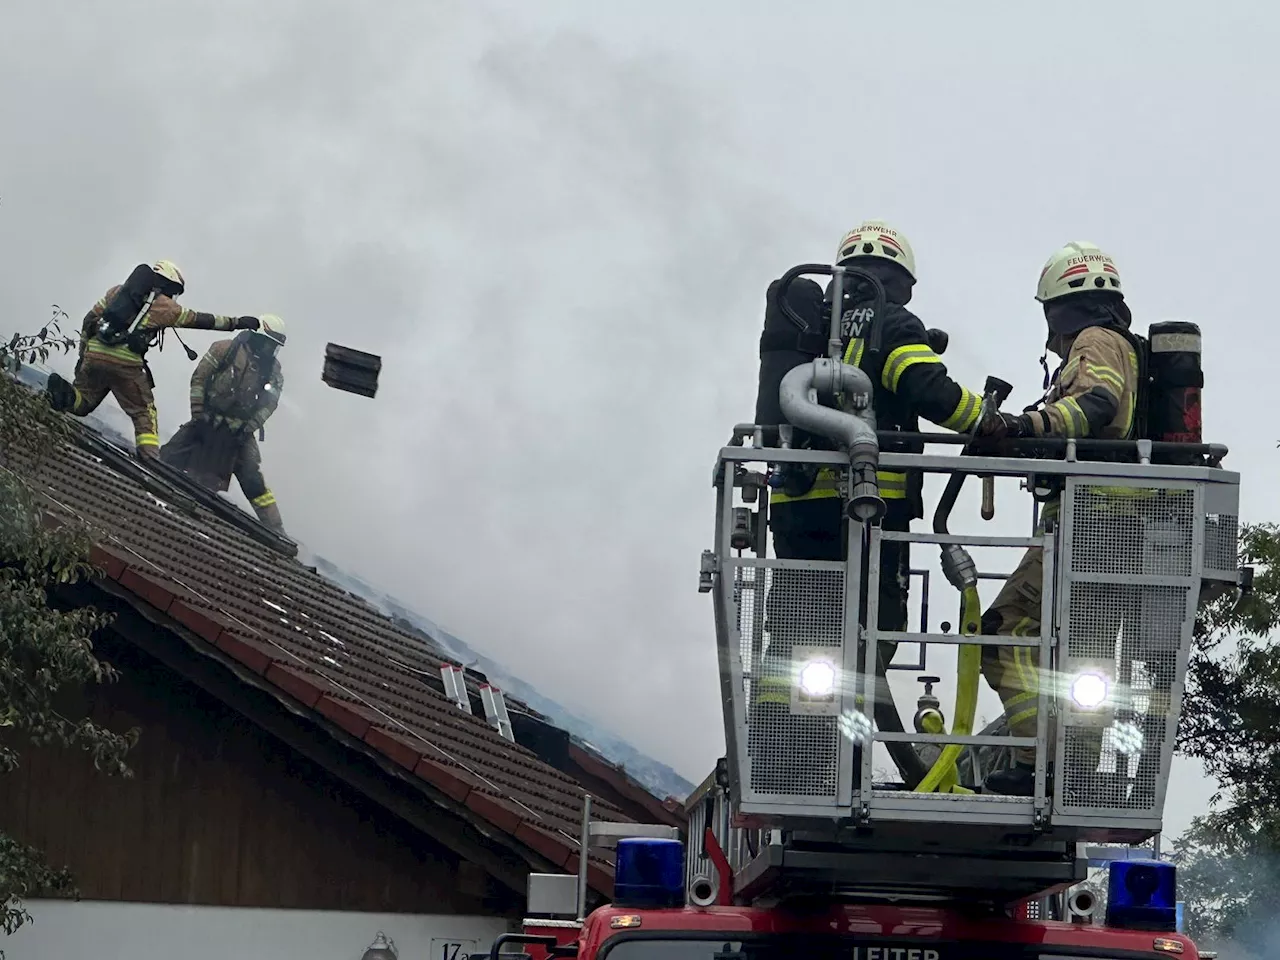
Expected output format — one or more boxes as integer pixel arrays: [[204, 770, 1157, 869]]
[[521, 903, 1198, 960]]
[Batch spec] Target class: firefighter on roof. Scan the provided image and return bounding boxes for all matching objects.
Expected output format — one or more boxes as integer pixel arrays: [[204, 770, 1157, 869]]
[[976, 240, 1141, 796], [159, 315, 287, 534], [45, 261, 259, 459]]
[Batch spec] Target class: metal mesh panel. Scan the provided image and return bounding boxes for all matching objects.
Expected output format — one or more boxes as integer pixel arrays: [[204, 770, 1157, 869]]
[[1069, 484, 1196, 578], [735, 562, 845, 800], [1058, 480, 1197, 821], [1204, 512, 1240, 575]]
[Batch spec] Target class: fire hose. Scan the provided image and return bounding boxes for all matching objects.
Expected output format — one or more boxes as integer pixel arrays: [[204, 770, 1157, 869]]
[[914, 375, 1012, 795]]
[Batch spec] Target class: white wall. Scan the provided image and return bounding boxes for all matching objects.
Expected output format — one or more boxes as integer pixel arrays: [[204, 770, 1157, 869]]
[[4, 899, 513, 960]]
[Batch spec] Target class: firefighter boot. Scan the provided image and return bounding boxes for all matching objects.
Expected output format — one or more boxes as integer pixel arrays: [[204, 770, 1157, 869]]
[[984, 761, 1034, 797], [253, 500, 286, 534], [45, 373, 76, 412]]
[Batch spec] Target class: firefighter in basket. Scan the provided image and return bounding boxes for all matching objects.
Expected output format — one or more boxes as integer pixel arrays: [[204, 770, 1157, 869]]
[[975, 240, 1142, 796], [751, 221, 987, 791]]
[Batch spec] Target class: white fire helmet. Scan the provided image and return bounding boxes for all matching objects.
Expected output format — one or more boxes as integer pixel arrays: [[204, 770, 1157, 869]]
[[151, 260, 185, 293], [1035, 241, 1123, 303], [255, 313, 287, 346], [835, 220, 917, 280]]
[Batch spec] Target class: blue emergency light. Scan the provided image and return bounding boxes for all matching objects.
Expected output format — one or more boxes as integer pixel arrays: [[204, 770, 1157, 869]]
[[613, 837, 685, 909], [1105, 859, 1177, 931]]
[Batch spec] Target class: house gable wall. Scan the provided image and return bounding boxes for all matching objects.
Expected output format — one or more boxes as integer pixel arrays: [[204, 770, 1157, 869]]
[[0, 633, 521, 917]]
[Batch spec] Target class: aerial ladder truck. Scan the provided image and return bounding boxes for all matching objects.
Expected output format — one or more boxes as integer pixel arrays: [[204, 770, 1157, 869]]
[[489, 262, 1243, 960]]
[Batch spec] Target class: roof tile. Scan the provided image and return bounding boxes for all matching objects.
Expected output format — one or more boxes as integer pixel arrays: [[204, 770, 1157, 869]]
[[117, 566, 184, 613], [465, 789, 529, 836], [415, 757, 482, 803], [315, 693, 377, 739], [264, 661, 331, 708], [88, 543, 130, 580], [215, 631, 276, 675], [514, 822, 574, 868], [365, 725, 429, 772], [168, 599, 237, 645]]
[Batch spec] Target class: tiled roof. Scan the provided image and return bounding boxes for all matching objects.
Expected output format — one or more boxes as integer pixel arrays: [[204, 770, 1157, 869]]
[[564, 742, 686, 828], [12, 414, 625, 894]]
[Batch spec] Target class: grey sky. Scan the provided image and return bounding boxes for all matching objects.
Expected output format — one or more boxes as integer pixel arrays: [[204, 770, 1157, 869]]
[[1, 0, 1272, 838]]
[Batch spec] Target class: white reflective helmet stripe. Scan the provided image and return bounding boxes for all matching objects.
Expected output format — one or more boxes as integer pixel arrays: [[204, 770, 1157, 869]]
[[1035, 241, 1122, 303], [835, 220, 917, 280]]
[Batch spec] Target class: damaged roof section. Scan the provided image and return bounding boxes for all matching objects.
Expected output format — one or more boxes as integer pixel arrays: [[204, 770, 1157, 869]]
[[8, 408, 678, 894]]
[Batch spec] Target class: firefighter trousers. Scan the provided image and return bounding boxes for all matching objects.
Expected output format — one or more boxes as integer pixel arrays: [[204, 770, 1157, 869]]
[[160, 420, 284, 533], [68, 354, 160, 458], [980, 507, 1128, 770], [235, 435, 285, 533], [980, 543, 1044, 765]]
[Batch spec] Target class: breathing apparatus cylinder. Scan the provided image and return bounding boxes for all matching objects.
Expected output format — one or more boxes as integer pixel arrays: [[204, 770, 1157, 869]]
[[755, 276, 826, 433], [1145, 321, 1203, 448], [95, 263, 181, 348]]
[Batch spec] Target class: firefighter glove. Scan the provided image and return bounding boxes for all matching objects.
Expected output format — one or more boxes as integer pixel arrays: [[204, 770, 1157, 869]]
[[976, 411, 1031, 439], [234, 316, 260, 331], [976, 408, 1006, 438], [997, 412, 1034, 438]]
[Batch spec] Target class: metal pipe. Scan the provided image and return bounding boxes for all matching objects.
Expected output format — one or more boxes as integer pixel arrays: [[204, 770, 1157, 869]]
[[778, 358, 884, 521], [828, 266, 845, 359], [885, 569, 934, 673], [981, 475, 995, 520], [719, 791, 731, 869], [736, 423, 1229, 462], [576, 794, 592, 920], [877, 431, 1230, 460]]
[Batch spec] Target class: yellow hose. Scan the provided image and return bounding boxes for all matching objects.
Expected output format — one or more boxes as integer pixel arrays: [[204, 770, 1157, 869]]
[[913, 585, 982, 794]]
